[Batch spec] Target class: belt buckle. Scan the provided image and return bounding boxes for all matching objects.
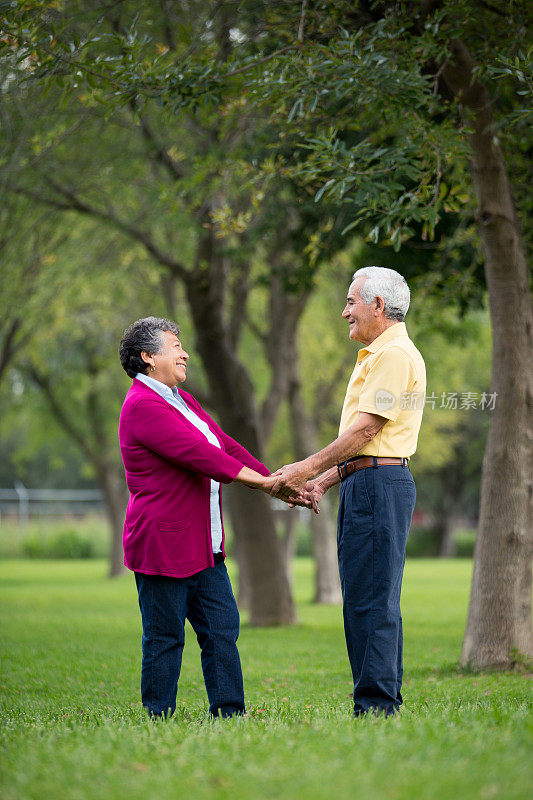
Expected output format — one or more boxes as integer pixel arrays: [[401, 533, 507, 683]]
[[337, 460, 348, 481]]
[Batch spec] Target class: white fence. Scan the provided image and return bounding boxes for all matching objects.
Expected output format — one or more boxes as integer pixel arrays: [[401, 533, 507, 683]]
[[0, 484, 303, 525], [0, 482, 104, 524]]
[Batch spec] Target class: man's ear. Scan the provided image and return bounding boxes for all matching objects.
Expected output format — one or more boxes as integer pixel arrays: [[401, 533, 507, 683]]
[[374, 295, 385, 314]]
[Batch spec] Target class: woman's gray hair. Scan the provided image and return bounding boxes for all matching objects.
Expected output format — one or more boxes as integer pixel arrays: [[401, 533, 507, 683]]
[[119, 317, 180, 378], [352, 266, 410, 321]]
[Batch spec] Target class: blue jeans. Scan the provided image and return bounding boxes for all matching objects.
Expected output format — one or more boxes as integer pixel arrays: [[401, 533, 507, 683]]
[[134, 562, 245, 718], [337, 462, 416, 716]]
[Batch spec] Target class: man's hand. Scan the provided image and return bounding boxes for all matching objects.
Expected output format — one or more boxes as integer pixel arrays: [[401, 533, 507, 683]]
[[270, 460, 312, 501], [287, 483, 320, 514], [306, 480, 326, 513], [288, 480, 326, 514], [284, 489, 317, 511], [258, 474, 313, 509]]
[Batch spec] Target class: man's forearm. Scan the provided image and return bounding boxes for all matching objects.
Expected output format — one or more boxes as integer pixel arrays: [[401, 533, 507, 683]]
[[270, 413, 387, 499], [303, 422, 379, 479]]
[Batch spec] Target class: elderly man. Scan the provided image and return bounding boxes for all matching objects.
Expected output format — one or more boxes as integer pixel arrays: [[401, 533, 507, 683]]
[[272, 266, 426, 717]]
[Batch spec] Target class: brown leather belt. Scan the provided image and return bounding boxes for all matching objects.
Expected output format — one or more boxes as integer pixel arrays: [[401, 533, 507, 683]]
[[337, 456, 407, 480]]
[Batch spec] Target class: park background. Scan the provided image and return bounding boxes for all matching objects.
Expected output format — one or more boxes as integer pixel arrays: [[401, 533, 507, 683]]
[[1, 2, 531, 799]]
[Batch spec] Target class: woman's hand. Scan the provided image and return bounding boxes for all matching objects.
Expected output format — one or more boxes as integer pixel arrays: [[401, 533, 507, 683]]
[[258, 475, 278, 493], [261, 475, 314, 509], [235, 469, 313, 509]]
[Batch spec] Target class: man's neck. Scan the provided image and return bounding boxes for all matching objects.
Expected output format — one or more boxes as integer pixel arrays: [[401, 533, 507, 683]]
[[363, 319, 400, 347]]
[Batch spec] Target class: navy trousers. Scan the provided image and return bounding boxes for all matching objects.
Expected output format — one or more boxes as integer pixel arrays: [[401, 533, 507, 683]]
[[337, 462, 416, 716], [135, 562, 245, 718]]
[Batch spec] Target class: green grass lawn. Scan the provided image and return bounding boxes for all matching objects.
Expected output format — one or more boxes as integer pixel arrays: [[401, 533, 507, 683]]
[[0, 558, 531, 800]]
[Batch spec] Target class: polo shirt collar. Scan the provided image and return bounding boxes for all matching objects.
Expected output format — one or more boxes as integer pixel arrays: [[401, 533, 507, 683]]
[[359, 321, 408, 355]]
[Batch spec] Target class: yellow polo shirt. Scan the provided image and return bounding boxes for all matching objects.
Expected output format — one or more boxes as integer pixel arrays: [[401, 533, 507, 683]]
[[339, 322, 426, 457]]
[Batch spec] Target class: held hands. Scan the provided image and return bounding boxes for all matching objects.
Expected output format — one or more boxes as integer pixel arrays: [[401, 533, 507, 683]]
[[270, 461, 310, 501], [259, 474, 316, 512], [236, 467, 314, 510], [266, 461, 324, 514]]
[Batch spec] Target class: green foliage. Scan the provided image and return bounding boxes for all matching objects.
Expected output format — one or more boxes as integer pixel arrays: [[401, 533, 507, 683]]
[[406, 526, 440, 558], [454, 527, 477, 558], [22, 528, 95, 558], [0, 517, 109, 558], [4, 1, 530, 243], [5, 0, 530, 256], [0, 559, 532, 800], [406, 526, 476, 558], [489, 45, 533, 130]]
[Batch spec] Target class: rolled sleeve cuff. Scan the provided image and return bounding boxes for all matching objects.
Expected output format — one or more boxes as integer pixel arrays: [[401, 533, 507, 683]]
[[358, 403, 399, 422], [213, 454, 247, 484]]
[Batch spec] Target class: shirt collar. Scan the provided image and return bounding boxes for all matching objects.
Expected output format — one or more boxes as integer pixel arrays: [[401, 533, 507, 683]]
[[359, 321, 408, 355], [136, 372, 179, 400]]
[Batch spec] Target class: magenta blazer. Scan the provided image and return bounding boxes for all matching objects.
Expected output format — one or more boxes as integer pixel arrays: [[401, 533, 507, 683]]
[[119, 379, 270, 578]]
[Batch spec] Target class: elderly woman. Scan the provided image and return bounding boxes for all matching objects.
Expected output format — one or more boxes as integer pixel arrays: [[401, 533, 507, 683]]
[[119, 316, 296, 720]]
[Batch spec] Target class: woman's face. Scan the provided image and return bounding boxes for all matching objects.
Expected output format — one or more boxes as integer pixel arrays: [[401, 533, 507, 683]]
[[143, 331, 189, 388]]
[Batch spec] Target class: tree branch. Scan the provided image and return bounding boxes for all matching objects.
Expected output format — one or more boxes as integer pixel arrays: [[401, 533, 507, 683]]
[[244, 311, 268, 345], [419, 0, 445, 18], [159, 0, 178, 51], [136, 112, 187, 182], [477, 0, 508, 19], [229, 258, 252, 349], [312, 349, 355, 428], [219, 45, 301, 80], [0, 318, 23, 383], [12, 180, 191, 280], [298, 0, 308, 44], [25, 365, 96, 463], [260, 282, 309, 443], [13, 36, 125, 91]]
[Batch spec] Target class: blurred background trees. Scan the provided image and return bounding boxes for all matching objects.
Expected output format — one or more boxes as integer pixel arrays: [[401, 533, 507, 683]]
[[1, 1, 531, 665]]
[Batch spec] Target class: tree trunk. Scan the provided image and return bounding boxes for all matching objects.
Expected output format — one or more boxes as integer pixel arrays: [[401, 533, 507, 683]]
[[224, 483, 296, 625], [443, 40, 533, 668], [261, 270, 309, 442], [96, 460, 128, 578], [277, 507, 298, 580], [25, 365, 129, 579], [184, 238, 296, 625], [309, 494, 342, 603], [287, 341, 342, 605], [436, 519, 456, 558], [432, 503, 457, 558], [224, 482, 252, 609]]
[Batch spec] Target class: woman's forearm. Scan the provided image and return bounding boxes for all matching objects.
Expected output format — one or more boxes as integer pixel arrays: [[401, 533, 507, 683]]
[[234, 466, 272, 490]]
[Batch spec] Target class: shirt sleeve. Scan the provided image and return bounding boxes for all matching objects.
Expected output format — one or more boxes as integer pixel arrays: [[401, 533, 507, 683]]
[[129, 398, 244, 483], [210, 424, 271, 477], [357, 347, 413, 422]]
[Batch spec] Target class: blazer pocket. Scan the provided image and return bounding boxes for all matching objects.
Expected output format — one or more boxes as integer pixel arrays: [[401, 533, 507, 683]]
[[153, 519, 195, 571]]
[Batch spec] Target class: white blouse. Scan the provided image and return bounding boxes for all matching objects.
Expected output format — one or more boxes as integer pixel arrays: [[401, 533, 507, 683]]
[[135, 373, 223, 553]]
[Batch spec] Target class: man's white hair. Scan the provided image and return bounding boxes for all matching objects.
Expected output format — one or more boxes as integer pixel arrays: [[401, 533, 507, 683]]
[[352, 266, 410, 321]]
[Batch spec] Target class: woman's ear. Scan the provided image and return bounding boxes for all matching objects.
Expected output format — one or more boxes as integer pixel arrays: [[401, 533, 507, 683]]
[[140, 350, 154, 369]]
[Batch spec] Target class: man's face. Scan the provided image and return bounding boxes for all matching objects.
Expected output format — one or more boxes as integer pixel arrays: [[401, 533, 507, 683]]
[[148, 331, 189, 388], [341, 278, 378, 345]]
